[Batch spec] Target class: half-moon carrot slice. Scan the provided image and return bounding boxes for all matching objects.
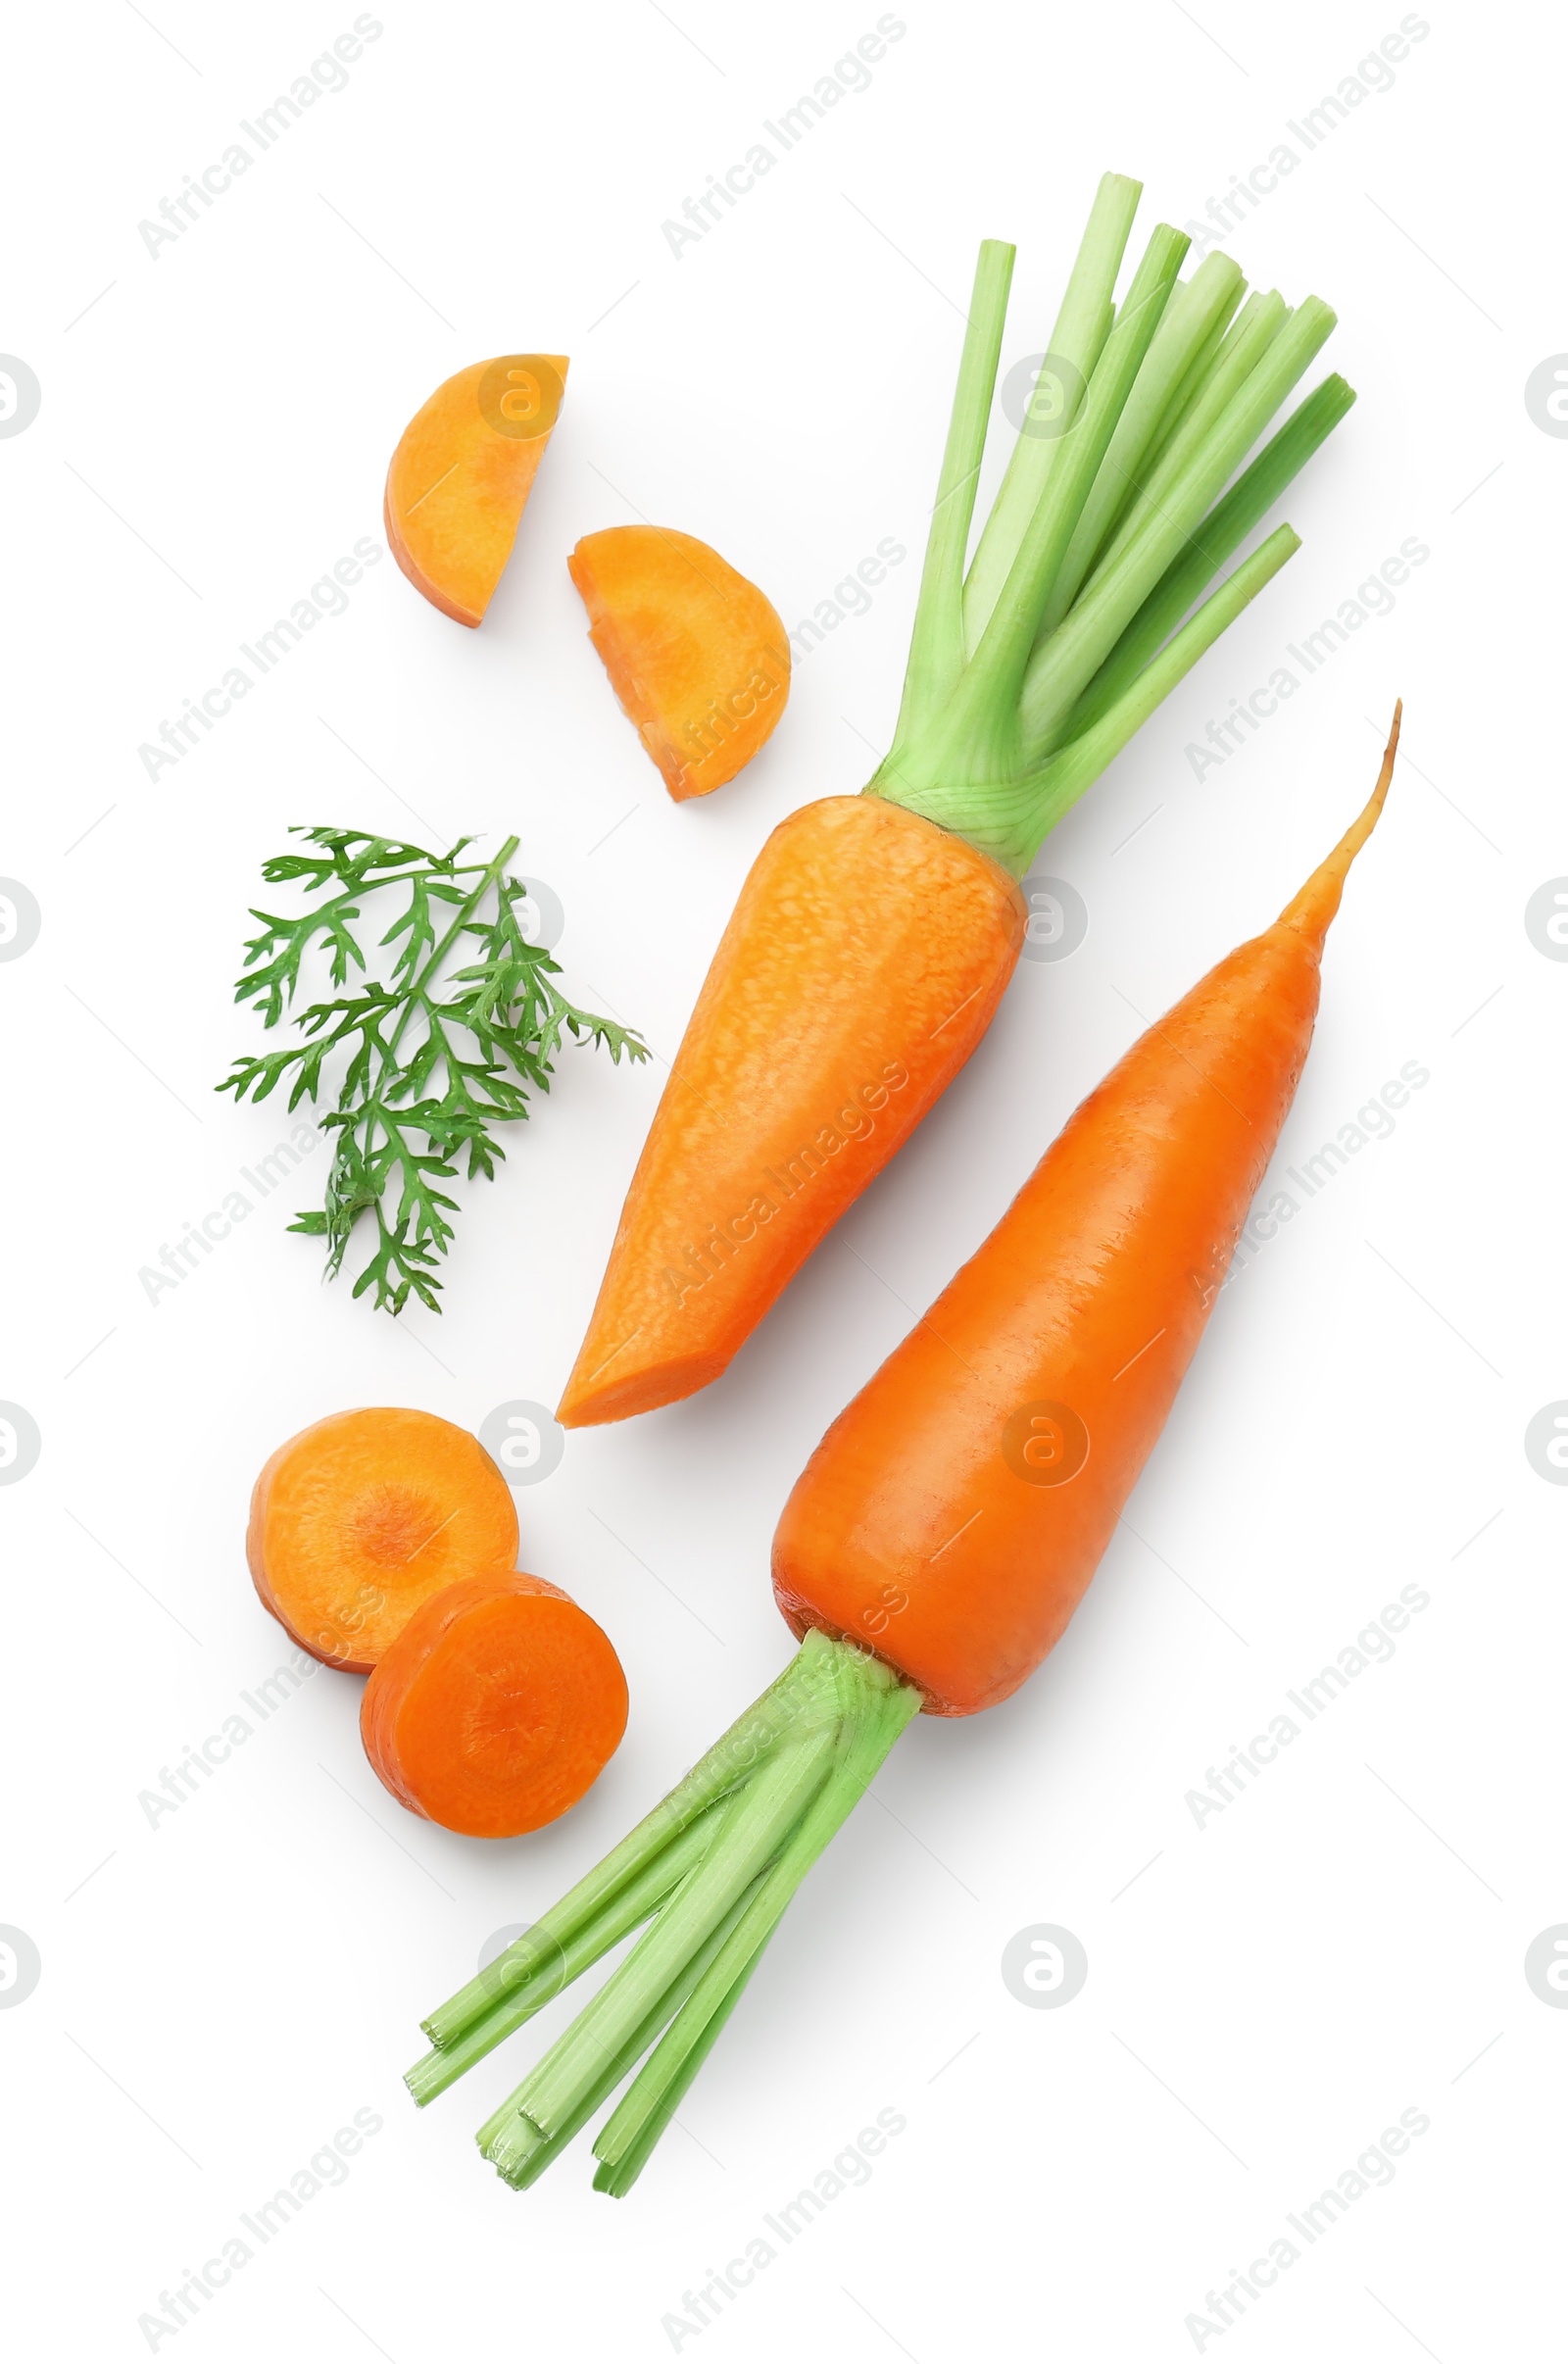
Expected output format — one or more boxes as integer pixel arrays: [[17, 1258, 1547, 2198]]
[[386, 354, 568, 627], [361, 1570, 628, 1838], [570, 525, 790, 800], [247, 1407, 518, 1672]]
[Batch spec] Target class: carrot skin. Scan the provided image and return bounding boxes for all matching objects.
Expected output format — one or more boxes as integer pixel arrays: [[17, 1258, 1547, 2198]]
[[558, 796, 1026, 1427], [772, 711, 1399, 1716]]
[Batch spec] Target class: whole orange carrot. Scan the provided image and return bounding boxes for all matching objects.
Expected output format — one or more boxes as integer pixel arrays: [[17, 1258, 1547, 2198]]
[[775, 707, 1400, 1712], [560, 172, 1354, 1425], [413, 709, 1398, 2194]]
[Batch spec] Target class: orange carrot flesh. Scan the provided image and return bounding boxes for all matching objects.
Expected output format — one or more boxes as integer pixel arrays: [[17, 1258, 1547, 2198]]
[[362, 1571, 628, 1839], [385, 355, 567, 627], [557, 795, 1026, 1426], [247, 1407, 518, 1672], [570, 526, 791, 800], [773, 706, 1401, 1713]]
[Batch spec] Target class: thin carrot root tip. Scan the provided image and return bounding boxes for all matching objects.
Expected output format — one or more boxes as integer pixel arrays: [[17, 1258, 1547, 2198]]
[[1279, 696, 1402, 950], [246, 1407, 518, 1672], [362, 1571, 628, 1839]]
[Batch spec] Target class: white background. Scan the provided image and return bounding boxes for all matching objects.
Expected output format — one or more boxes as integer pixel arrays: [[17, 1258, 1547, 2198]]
[[3, 2, 1563, 2356]]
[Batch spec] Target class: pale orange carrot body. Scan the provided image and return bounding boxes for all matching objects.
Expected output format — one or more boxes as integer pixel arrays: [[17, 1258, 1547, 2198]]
[[558, 796, 1026, 1426], [772, 712, 1399, 1714]]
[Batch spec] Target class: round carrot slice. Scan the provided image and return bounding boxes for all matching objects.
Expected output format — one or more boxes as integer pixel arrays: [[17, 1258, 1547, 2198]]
[[361, 1571, 628, 1838], [247, 1407, 518, 1673]]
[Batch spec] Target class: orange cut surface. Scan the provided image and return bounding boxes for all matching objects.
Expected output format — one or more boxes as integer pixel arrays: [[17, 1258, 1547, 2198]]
[[385, 354, 568, 626], [247, 1406, 518, 1671], [570, 525, 790, 799]]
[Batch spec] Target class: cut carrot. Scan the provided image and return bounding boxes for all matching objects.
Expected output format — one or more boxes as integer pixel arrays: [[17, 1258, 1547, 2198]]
[[558, 794, 1025, 1425], [412, 706, 1400, 2191], [386, 355, 567, 627], [558, 175, 1353, 1423], [362, 1570, 628, 1839], [569, 526, 790, 801], [248, 1407, 518, 1672]]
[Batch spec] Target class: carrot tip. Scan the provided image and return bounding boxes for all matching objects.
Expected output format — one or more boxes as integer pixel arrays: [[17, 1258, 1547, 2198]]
[[1279, 697, 1401, 950]]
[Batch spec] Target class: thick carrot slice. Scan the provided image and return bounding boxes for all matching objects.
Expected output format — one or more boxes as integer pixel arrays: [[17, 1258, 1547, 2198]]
[[362, 1571, 628, 1838], [569, 526, 790, 800], [557, 795, 1026, 1425], [247, 1407, 518, 1672], [773, 709, 1402, 1713], [385, 355, 567, 627]]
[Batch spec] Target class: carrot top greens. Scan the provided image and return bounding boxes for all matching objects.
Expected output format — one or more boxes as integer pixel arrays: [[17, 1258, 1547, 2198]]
[[218, 828, 646, 1313], [868, 172, 1353, 873]]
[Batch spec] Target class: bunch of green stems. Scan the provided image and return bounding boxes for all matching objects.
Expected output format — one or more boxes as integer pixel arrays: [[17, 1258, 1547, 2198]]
[[869, 171, 1351, 873]]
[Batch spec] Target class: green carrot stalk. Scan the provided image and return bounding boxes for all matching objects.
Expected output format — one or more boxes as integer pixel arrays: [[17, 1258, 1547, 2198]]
[[896, 221, 1191, 794], [1135, 285, 1281, 488], [960, 170, 1142, 650], [1017, 296, 1337, 760], [591, 1664, 919, 2193], [405, 1807, 722, 2104], [882, 525, 1299, 871], [508, 1733, 841, 2141], [1061, 373, 1356, 742], [857, 172, 1351, 878], [409, 1632, 920, 2195], [483, 1878, 771, 2190], [1035, 247, 1247, 637], [886, 237, 1015, 761], [419, 1642, 845, 2055]]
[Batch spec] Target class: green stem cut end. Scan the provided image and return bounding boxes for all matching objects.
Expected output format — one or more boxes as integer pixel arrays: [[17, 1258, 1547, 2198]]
[[405, 1632, 921, 2195]]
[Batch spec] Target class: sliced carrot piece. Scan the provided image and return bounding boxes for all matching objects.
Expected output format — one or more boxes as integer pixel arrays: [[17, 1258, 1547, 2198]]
[[569, 525, 790, 800], [247, 1407, 518, 1672], [361, 1570, 628, 1838], [558, 795, 1026, 1426], [385, 354, 568, 627]]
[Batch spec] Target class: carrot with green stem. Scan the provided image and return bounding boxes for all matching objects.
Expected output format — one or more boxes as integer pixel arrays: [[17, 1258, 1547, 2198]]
[[560, 170, 1354, 1427], [411, 707, 1401, 2192]]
